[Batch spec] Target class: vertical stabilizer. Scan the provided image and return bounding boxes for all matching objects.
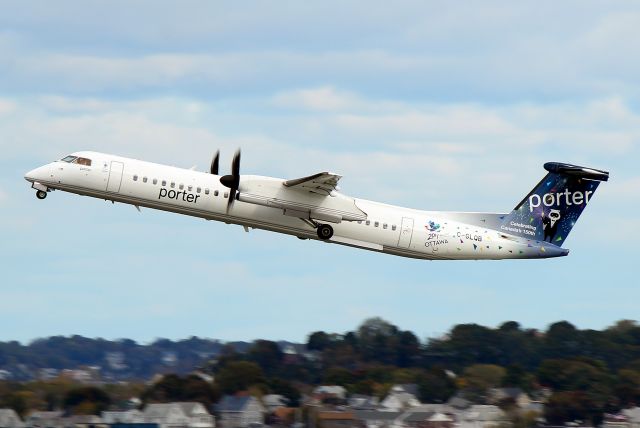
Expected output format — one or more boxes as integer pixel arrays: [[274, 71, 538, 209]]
[[499, 162, 609, 246]]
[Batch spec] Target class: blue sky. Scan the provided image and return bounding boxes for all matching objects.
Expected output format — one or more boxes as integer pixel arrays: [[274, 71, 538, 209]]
[[1, 1, 639, 344]]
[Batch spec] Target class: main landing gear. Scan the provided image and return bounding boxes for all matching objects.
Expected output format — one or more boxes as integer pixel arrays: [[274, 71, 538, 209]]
[[300, 218, 334, 240], [36, 190, 47, 200], [317, 224, 334, 240]]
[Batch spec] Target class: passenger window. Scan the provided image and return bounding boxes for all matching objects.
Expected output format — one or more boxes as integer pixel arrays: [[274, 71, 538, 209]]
[[162, 180, 166, 186], [143, 177, 148, 183], [170, 182, 175, 188], [179, 184, 184, 190], [383, 223, 388, 229], [205, 189, 210, 195], [188, 185, 193, 191], [366, 220, 370, 226], [392, 225, 397, 231], [224, 192, 229, 198], [214, 190, 219, 196], [374, 221, 379, 227], [75, 157, 92, 166], [196, 187, 201, 193], [133, 175, 138, 181], [153, 179, 158, 185]]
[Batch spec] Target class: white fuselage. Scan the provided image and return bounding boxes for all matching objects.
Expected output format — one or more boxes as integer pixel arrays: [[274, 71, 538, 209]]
[[24, 151, 569, 260]]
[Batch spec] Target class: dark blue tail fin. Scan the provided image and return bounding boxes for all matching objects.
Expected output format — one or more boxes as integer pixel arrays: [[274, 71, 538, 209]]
[[500, 162, 609, 246]]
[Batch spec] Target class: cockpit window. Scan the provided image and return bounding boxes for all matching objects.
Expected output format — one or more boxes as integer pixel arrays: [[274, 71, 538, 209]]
[[61, 155, 77, 163], [74, 157, 92, 166]]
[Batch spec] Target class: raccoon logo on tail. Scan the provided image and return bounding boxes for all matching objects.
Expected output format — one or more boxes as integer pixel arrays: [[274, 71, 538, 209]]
[[542, 209, 561, 242]]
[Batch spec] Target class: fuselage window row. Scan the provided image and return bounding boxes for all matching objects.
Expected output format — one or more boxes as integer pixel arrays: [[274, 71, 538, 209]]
[[134, 176, 216, 197]]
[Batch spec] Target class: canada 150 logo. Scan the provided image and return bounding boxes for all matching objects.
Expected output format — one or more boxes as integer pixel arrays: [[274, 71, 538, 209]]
[[425, 220, 440, 232]]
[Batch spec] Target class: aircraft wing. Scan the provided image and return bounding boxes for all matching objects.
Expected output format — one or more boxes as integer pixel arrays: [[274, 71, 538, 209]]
[[282, 172, 342, 196]]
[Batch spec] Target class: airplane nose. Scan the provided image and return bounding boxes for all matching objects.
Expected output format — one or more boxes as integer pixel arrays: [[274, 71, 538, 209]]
[[24, 165, 50, 182]]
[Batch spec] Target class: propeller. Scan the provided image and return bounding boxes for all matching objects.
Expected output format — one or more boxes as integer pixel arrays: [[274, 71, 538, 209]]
[[210, 150, 220, 175], [220, 149, 241, 212]]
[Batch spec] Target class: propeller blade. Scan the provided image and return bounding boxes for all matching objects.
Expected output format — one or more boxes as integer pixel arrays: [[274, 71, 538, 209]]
[[220, 149, 241, 189], [210, 150, 220, 175], [227, 187, 237, 213], [231, 149, 241, 182], [220, 149, 241, 213]]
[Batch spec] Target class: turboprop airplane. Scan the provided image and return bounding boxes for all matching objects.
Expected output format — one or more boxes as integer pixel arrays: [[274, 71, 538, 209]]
[[24, 151, 609, 260]]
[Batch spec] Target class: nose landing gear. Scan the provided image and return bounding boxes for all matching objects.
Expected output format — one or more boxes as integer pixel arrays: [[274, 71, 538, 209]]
[[36, 190, 48, 200], [317, 224, 334, 240]]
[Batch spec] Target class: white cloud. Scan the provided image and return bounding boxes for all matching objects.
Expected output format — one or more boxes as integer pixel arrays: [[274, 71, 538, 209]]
[[272, 86, 362, 111], [0, 99, 16, 115]]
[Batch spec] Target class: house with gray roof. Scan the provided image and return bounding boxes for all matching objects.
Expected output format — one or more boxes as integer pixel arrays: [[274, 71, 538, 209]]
[[0, 409, 23, 428], [313, 386, 347, 401], [396, 410, 454, 428], [603, 408, 640, 428], [348, 396, 379, 410], [353, 410, 400, 428], [488, 388, 531, 409], [101, 410, 144, 425], [65, 414, 108, 428], [25, 411, 64, 428], [215, 396, 265, 428], [381, 386, 421, 412], [457, 405, 507, 428], [143, 402, 213, 428], [261, 395, 288, 413]]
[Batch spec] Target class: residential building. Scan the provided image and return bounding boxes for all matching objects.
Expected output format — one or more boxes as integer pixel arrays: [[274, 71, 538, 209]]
[[457, 405, 507, 428], [395, 411, 454, 428], [348, 396, 379, 410], [175, 403, 214, 428], [215, 396, 265, 428], [262, 395, 288, 413], [101, 411, 145, 425], [25, 411, 65, 428], [143, 402, 213, 428], [0, 409, 23, 428], [66, 415, 108, 428], [380, 386, 421, 412], [353, 410, 400, 428], [605, 408, 640, 428], [313, 387, 347, 401], [488, 389, 531, 408], [316, 411, 355, 428]]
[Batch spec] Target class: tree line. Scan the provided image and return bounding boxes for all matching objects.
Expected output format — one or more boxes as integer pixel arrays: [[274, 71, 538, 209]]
[[2, 318, 640, 426]]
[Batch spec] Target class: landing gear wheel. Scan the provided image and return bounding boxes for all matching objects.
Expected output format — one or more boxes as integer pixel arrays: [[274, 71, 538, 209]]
[[36, 190, 47, 200], [317, 224, 334, 240]]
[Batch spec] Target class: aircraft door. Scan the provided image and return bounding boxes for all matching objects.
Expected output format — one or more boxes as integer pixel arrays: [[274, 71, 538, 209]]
[[398, 217, 414, 248], [106, 161, 124, 192]]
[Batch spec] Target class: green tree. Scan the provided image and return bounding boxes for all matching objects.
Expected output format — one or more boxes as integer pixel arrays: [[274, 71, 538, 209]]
[[216, 361, 265, 394], [266, 378, 301, 407], [248, 340, 283, 375], [544, 391, 602, 426], [307, 332, 332, 351], [615, 369, 640, 407], [64, 386, 111, 415], [323, 367, 354, 386], [142, 374, 220, 406], [502, 365, 533, 391], [462, 364, 506, 403], [417, 368, 456, 403]]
